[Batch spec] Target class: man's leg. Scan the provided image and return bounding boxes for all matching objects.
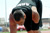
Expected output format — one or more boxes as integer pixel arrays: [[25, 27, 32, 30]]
[[31, 20, 39, 33], [24, 21, 32, 33]]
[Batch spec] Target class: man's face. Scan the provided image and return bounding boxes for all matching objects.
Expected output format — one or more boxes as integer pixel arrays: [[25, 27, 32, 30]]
[[15, 18, 25, 25], [15, 13, 26, 25]]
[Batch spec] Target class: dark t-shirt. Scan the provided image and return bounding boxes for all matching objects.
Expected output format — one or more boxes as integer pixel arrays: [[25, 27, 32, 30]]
[[12, 0, 37, 23], [12, 0, 42, 31], [17, 0, 36, 6], [12, 5, 32, 24]]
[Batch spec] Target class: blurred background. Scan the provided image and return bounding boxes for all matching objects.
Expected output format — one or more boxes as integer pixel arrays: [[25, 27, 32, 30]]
[[0, 0, 50, 33]]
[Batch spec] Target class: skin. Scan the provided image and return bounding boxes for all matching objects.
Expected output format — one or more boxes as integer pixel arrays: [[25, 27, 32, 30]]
[[9, 6, 40, 33]]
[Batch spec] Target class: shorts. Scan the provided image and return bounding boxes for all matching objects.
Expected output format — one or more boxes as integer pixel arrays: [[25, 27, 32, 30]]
[[24, 20, 39, 31]]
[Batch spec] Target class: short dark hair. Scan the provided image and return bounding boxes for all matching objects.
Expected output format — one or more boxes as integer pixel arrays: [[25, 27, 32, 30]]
[[13, 10, 24, 21]]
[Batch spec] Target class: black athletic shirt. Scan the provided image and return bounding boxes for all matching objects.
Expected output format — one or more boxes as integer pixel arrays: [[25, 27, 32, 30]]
[[17, 0, 36, 6], [11, 0, 42, 30], [12, 5, 32, 24], [12, 0, 37, 23]]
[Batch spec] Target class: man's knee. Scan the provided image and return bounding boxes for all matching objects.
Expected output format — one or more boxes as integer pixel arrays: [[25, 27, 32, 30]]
[[32, 12, 40, 24], [32, 30, 40, 33], [27, 30, 40, 33], [27, 30, 33, 33]]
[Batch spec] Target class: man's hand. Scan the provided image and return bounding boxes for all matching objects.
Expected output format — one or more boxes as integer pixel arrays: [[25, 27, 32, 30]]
[[9, 13, 17, 33], [31, 6, 40, 24]]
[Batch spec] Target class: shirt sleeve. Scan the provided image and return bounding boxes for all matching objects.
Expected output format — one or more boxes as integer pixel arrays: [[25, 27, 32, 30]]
[[36, 0, 42, 20], [36, 0, 42, 27]]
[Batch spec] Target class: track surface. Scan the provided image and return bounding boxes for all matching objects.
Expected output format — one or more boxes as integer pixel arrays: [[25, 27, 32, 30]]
[[17, 31, 50, 33]]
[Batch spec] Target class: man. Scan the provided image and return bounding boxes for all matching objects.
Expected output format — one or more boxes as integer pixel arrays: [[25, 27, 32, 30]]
[[9, 0, 42, 33]]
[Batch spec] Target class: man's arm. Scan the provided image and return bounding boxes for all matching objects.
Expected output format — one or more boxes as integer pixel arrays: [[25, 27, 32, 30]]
[[9, 14, 17, 33], [31, 6, 40, 24], [36, 0, 42, 18], [36, 0, 42, 27]]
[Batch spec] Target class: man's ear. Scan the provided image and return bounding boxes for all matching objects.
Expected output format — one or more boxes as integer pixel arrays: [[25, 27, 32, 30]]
[[24, 14, 26, 19]]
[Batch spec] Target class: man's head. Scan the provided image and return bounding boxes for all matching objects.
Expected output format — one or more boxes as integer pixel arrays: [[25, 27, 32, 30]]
[[13, 10, 26, 25]]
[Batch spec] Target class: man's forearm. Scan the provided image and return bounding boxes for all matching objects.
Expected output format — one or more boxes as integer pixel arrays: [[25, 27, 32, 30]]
[[9, 14, 17, 33]]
